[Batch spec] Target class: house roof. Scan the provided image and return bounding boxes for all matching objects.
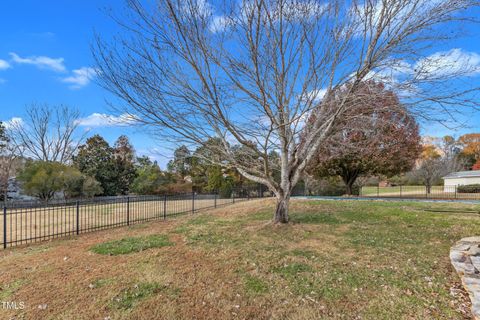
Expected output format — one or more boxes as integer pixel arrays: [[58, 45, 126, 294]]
[[443, 171, 480, 179]]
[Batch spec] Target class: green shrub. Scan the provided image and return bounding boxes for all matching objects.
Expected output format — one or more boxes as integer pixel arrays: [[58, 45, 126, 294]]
[[18, 160, 102, 201], [457, 184, 480, 193]]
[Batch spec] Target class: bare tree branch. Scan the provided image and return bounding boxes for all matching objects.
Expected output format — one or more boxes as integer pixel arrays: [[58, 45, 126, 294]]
[[9, 104, 87, 163], [93, 0, 480, 222]]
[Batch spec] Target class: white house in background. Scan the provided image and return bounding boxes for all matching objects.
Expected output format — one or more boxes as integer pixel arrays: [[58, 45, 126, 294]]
[[5, 177, 36, 201], [443, 171, 480, 192]]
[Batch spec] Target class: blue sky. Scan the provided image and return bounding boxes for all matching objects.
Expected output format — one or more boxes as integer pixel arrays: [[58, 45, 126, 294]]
[[0, 1, 480, 168], [0, 1, 171, 166]]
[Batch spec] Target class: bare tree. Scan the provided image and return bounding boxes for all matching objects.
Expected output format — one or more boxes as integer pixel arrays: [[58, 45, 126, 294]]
[[415, 160, 445, 194], [93, 0, 480, 223], [9, 104, 86, 163], [0, 124, 23, 202]]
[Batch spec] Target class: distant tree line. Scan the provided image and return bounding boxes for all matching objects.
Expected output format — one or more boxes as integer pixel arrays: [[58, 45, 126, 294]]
[[0, 104, 257, 202], [2, 102, 479, 202]]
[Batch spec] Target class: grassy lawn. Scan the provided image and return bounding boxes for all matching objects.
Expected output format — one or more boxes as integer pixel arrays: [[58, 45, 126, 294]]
[[0, 198, 478, 319]]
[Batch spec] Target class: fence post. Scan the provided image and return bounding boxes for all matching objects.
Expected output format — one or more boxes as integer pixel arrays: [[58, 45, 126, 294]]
[[214, 192, 217, 208], [126, 197, 130, 226], [76, 200, 80, 235], [192, 192, 195, 213], [400, 185, 402, 198], [3, 206, 6, 249], [163, 194, 167, 220], [455, 185, 457, 199], [377, 185, 379, 197], [232, 190, 235, 204]]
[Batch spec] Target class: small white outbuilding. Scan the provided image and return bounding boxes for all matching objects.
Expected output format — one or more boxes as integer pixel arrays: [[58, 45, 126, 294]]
[[443, 171, 480, 192]]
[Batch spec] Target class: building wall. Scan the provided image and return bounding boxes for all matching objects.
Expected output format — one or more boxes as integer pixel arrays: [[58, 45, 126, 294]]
[[6, 177, 36, 201], [444, 177, 480, 192]]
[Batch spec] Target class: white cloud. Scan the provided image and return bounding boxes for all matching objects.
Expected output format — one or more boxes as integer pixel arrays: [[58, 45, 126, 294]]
[[299, 88, 328, 105], [9, 52, 66, 72], [181, 0, 213, 19], [307, 88, 328, 102], [2, 117, 24, 130], [61, 67, 98, 89], [210, 0, 326, 33], [414, 48, 480, 79], [0, 59, 10, 70], [277, 0, 326, 19], [363, 49, 480, 89], [351, 0, 448, 36], [75, 113, 140, 127], [209, 15, 231, 33]]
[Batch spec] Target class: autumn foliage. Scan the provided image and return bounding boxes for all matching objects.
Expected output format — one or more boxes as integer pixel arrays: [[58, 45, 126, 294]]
[[307, 81, 422, 194], [473, 159, 480, 171], [459, 134, 480, 159]]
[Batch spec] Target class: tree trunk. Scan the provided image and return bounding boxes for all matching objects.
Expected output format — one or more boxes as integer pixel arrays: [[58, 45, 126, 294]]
[[341, 170, 358, 196], [345, 182, 353, 195], [274, 195, 289, 224]]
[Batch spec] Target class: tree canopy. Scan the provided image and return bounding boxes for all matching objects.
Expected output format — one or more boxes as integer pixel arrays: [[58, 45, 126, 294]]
[[131, 156, 174, 194], [308, 81, 422, 194], [113, 135, 137, 195], [74, 135, 119, 196], [17, 161, 102, 201]]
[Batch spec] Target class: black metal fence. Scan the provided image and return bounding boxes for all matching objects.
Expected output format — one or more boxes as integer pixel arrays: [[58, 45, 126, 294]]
[[1, 187, 270, 249], [360, 185, 480, 200]]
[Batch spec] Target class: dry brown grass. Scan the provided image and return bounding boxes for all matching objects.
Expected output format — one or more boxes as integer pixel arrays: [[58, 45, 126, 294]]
[[0, 198, 478, 319]]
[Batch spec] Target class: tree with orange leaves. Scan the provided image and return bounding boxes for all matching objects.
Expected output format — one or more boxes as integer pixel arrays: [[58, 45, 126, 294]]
[[459, 133, 480, 160]]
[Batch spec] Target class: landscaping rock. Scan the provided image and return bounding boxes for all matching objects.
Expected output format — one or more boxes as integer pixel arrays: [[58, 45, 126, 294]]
[[451, 238, 480, 319]]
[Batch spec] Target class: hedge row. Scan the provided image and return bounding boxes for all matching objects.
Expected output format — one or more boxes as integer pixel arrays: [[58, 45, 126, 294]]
[[457, 184, 480, 193]]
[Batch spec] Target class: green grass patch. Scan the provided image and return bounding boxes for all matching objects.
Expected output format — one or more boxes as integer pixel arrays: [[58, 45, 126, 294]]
[[111, 282, 179, 310], [290, 212, 342, 225], [91, 278, 115, 288], [244, 275, 268, 294], [0, 279, 26, 300], [272, 262, 314, 277], [91, 234, 173, 255]]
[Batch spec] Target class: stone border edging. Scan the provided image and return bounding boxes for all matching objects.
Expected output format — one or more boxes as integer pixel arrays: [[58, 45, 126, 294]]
[[450, 237, 480, 319]]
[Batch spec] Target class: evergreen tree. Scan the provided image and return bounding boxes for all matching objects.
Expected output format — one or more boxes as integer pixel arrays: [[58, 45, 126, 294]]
[[131, 156, 174, 194], [167, 145, 191, 178], [73, 135, 118, 196], [113, 135, 137, 194]]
